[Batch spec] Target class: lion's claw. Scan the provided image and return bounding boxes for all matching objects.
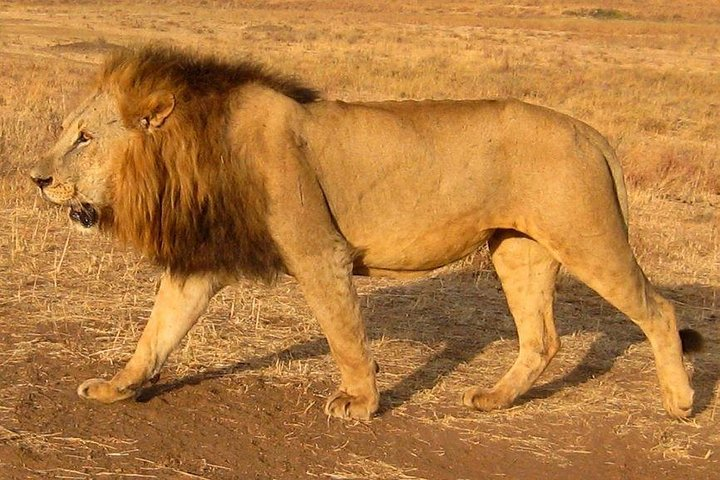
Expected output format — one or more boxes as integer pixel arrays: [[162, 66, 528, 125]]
[[77, 378, 137, 404], [325, 390, 378, 420]]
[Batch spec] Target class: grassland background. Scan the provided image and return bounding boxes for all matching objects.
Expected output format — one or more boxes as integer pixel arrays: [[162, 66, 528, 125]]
[[0, 1, 718, 479]]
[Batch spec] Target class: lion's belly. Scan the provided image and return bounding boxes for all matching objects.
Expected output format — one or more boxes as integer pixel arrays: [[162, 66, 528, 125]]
[[346, 215, 495, 275]]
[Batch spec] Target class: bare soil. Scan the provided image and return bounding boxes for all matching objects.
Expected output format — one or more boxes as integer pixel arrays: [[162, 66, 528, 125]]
[[1, 263, 718, 479], [0, 369, 711, 480]]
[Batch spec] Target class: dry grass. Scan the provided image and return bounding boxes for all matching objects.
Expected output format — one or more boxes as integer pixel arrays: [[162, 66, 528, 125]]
[[1, 1, 719, 479]]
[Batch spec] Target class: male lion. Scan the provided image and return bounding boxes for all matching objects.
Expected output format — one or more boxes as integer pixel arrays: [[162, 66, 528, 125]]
[[32, 46, 701, 420]]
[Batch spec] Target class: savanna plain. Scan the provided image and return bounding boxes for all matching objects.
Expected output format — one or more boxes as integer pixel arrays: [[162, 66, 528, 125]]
[[0, 1, 719, 479]]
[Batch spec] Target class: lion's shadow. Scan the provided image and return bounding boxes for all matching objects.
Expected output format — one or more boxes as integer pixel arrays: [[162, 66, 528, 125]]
[[138, 273, 719, 416]]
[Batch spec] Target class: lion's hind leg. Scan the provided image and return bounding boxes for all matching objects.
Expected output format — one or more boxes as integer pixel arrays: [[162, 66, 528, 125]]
[[555, 236, 695, 419], [464, 229, 560, 411]]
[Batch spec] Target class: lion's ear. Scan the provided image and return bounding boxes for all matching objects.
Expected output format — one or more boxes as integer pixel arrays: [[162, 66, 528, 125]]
[[142, 91, 175, 129]]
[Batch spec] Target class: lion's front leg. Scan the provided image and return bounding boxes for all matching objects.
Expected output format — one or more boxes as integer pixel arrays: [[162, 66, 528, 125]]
[[78, 272, 218, 403], [302, 254, 379, 419], [284, 237, 379, 420]]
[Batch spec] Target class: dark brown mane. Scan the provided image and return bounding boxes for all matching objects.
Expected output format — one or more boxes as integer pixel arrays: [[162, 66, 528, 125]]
[[101, 46, 309, 279], [101, 46, 318, 105]]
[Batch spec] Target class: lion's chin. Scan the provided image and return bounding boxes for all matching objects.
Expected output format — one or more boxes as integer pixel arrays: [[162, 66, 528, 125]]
[[69, 203, 99, 229]]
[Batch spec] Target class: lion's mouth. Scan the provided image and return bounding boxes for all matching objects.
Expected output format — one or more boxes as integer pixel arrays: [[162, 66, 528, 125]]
[[69, 203, 98, 228]]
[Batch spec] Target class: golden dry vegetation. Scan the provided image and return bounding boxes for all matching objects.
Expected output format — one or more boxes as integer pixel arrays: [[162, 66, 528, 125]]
[[0, 1, 719, 479]]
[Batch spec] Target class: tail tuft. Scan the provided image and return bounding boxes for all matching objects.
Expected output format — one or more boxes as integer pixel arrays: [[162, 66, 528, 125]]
[[680, 328, 704, 354]]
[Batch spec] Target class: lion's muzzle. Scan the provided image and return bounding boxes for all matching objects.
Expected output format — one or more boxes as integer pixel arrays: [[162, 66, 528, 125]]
[[30, 171, 99, 228]]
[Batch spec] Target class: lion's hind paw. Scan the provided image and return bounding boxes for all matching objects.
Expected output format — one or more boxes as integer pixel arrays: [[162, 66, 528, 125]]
[[661, 386, 694, 420], [462, 387, 513, 412], [77, 378, 137, 404]]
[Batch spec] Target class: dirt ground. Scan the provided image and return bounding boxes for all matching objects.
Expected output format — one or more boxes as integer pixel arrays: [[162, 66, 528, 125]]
[[1, 1, 719, 479]]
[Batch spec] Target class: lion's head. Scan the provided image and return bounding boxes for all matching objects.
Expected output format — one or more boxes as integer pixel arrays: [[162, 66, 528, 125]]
[[31, 90, 124, 228], [32, 46, 317, 278]]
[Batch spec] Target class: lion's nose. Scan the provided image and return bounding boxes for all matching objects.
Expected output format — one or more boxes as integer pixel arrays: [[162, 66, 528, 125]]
[[30, 174, 53, 189]]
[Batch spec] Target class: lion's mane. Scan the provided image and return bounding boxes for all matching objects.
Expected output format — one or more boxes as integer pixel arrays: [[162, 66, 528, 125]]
[[99, 47, 318, 279]]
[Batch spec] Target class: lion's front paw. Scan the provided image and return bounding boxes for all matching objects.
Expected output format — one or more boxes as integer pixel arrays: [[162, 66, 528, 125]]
[[462, 387, 512, 412], [325, 390, 379, 420], [77, 378, 137, 404]]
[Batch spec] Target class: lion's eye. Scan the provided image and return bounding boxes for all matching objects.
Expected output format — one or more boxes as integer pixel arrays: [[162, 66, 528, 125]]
[[76, 131, 92, 145]]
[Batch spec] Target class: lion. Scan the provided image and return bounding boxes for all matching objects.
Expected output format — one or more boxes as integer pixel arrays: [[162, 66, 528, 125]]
[[31, 46, 702, 420]]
